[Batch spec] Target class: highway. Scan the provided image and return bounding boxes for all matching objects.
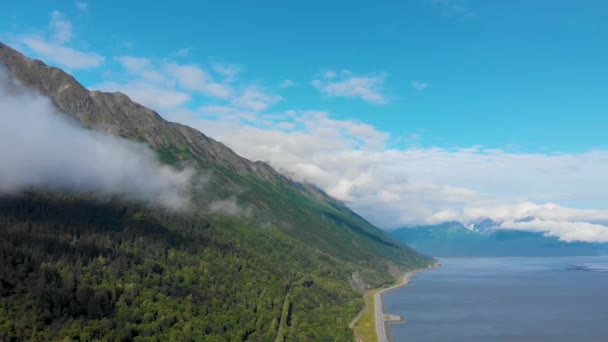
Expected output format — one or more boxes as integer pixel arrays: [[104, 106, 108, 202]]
[[374, 288, 388, 342], [373, 263, 440, 342], [374, 272, 415, 342]]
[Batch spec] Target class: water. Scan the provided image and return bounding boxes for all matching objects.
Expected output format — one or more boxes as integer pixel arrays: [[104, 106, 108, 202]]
[[385, 256, 608, 341]]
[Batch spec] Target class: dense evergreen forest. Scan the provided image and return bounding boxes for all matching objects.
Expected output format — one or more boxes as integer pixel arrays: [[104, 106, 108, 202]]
[[0, 192, 387, 341]]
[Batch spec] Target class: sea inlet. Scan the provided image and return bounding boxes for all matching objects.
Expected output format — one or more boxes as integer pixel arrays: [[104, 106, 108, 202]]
[[385, 256, 608, 341]]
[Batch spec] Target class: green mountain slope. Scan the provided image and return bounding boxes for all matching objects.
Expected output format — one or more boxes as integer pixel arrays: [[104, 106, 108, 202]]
[[0, 42, 432, 341]]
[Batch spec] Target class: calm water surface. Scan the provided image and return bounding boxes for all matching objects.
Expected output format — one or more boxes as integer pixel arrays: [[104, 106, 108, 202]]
[[385, 256, 608, 341]]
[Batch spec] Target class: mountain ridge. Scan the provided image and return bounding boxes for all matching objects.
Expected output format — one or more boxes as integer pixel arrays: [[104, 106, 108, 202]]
[[0, 41, 417, 262], [0, 41, 432, 340]]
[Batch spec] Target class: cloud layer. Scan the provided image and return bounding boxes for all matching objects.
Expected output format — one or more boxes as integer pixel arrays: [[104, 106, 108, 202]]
[[169, 107, 608, 243], [5, 7, 608, 243], [0, 68, 192, 210]]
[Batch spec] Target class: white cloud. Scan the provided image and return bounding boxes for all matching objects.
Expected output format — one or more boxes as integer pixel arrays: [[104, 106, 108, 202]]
[[164, 62, 209, 88], [312, 69, 387, 104], [116, 56, 151, 71], [49, 11, 72, 43], [19, 36, 104, 69], [97, 53, 282, 119], [211, 62, 241, 81], [13, 10, 104, 69], [103, 57, 237, 101], [115, 56, 165, 83], [164, 62, 233, 99], [166, 104, 608, 243], [324, 70, 337, 79], [231, 86, 281, 111], [198, 105, 239, 115], [411, 81, 430, 90], [501, 219, 608, 243], [459, 203, 608, 224]]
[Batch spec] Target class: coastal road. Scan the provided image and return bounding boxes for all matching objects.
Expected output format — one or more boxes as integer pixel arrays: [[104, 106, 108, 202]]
[[374, 289, 389, 342], [373, 264, 439, 342], [375, 272, 415, 342]]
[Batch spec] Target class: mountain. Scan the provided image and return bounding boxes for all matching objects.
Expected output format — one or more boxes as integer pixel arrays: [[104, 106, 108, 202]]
[[392, 221, 608, 257], [471, 218, 500, 234], [392, 221, 485, 257], [0, 42, 432, 341]]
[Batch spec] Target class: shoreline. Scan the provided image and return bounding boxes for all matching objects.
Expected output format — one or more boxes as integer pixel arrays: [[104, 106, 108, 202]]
[[376, 263, 440, 342]]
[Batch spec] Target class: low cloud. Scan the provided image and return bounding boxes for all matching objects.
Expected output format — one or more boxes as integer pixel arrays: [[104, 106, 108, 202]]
[[208, 197, 251, 217], [0, 67, 192, 210], [501, 219, 608, 243], [435, 202, 608, 225], [429, 202, 608, 242]]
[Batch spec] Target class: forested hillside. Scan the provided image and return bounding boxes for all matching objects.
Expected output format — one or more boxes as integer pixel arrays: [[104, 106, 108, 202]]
[[0, 41, 432, 341], [0, 193, 368, 340]]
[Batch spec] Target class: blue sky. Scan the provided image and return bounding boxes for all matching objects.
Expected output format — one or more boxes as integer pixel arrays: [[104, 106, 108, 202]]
[[2, 1, 608, 241], [3, 0, 607, 151]]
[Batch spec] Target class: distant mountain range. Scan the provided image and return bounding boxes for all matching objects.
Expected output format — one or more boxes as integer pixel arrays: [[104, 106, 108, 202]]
[[392, 220, 608, 257]]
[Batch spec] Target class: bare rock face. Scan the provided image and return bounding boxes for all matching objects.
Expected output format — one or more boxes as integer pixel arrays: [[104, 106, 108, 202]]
[[349, 272, 370, 291]]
